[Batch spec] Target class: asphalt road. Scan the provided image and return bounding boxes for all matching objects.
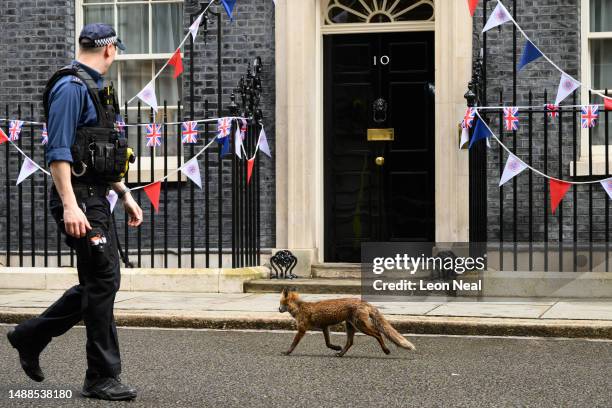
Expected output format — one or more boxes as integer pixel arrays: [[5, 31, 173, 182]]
[[0, 325, 611, 408]]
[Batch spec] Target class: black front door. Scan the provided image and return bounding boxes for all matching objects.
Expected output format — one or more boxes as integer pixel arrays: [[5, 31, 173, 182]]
[[324, 32, 435, 263]]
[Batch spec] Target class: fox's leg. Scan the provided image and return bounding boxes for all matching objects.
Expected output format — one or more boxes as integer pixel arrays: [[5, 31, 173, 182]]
[[322, 327, 341, 351], [282, 328, 306, 355], [335, 322, 355, 357], [353, 315, 391, 355]]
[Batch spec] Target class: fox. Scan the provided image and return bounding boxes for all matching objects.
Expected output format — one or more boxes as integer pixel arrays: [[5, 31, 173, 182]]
[[278, 288, 416, 357]]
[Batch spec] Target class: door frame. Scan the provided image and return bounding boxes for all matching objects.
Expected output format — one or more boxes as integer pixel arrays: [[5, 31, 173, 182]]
[[274, 0, 472, 266]]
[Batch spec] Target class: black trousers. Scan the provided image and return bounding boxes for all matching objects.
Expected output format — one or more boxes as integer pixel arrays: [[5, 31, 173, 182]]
[[12, 187, 122, 379]]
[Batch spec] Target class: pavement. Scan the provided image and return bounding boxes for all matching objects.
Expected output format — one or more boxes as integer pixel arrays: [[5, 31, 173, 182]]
[[0, 325, 611, 407], [2, 290, 612, 338]]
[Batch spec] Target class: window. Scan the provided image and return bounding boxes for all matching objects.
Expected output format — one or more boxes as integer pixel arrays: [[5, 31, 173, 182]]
[[76, 0, 185, 161], [583, 0, 612, 146], [572, 0, 612, 175], [325, 0, 434, 25], [325, 0, 434, 24], [321, 0, 435, 35]]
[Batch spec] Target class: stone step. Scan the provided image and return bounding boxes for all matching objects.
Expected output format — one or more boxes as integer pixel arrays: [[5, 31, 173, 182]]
[[310, 263, 361, 279], [310, 263, 435, 279], [244, 278, 361, 294]]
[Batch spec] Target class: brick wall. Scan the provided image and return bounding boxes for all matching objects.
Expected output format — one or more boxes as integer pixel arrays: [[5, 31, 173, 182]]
[[0, 0, 75, 259], [470, 0, 602, 243]]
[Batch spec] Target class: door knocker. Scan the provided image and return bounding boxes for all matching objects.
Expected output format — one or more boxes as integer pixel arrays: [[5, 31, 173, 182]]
[[372, 98, 387, 124]]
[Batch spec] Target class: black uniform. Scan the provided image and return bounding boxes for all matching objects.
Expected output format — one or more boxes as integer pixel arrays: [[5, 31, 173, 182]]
[[12, 62, 126, 380]]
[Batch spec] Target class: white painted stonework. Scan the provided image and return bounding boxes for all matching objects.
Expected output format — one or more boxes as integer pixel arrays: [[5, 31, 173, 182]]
[[274, 0, 472, 264]]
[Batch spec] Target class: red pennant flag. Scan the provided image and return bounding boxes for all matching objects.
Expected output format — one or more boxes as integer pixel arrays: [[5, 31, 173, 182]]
[[550, 179, 571, 215], [247, 159, 255, 185], [467, 0, 479, 16], [168, 49, 183, 79], [144, 181, 162, 213], [0, 128, 8, 145], [604, 97, 612, 111]]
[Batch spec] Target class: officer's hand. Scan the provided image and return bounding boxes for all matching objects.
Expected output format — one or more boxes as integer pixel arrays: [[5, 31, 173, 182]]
[[123, 195, 143, 227], [63, 204, 92, 238]]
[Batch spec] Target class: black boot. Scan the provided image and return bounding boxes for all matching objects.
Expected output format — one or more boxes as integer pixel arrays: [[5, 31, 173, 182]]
[[81, 376, 137, 401], [6, 329, 45, 382]]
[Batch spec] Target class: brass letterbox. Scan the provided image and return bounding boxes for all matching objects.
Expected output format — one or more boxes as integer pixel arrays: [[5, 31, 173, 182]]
[[367, 128, 395, 141]]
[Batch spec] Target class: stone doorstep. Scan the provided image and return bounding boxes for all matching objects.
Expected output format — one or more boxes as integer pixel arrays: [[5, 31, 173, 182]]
[[311, 263, 361, 279], [245, 278, 361, 294], [0, 267, 270, 294]]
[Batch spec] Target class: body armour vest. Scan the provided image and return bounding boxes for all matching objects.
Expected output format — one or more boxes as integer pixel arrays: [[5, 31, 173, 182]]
[[43, 63, 133, 184]]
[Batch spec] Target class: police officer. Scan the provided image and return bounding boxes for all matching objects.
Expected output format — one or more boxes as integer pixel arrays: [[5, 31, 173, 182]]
[[6, 24, 143, 401]]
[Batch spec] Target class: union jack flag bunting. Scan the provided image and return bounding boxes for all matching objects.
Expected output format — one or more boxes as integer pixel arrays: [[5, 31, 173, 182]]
[[115, 117, 126, 136], [41, 123, 48, 145], [503, 107, 519, 131], [145, 123, 162, 147], [545, 104, 559, 118], [461, 108, 476, 129], [8, 120, 24, 141], [581, 105, 599, 129], [239, 119, 247, 141], [181, 121, 199, 144], [217, 117, 232, 140]]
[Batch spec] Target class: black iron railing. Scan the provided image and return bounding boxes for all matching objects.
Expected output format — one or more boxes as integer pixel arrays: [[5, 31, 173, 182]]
[[468, 0, 611, 272], [0, 2, 265, 269], [0, 98, 262, 269]]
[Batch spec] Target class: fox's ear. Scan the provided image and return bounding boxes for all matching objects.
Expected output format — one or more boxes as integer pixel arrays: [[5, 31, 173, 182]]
[[281, 287, 288, 296]]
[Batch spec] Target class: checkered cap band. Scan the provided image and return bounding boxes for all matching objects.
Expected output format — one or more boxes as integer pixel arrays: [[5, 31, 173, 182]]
[[94, 36, 118, 47]]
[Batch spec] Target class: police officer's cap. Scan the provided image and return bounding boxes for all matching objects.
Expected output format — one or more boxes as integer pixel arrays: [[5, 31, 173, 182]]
[[79, 23, 126, 51]]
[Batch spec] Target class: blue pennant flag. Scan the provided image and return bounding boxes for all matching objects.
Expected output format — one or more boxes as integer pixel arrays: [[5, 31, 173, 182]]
[[220, 136, 231, 156], [518, 40, 543, 71], [469, 119, 492, 149], [221, 0, 237, 21]]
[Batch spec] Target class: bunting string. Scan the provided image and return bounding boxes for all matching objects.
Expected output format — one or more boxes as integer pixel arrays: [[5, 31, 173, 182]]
[[485, 0, 611, 104], [0, 116, 247, 129], [473, 109, 608, 186], [469, 103, 609, 111], [126, 1, 214, 106], [0, 116, 269, 192], [1, 135, 50, 176], [128, 133, 218, 192]]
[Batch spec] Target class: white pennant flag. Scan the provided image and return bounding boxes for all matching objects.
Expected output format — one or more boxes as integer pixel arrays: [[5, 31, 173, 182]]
[[16, 158, 40, 185], [234, 123, 242, 158], [499, 153, 528, 186], [555, 73, 580, 105], [459, 127, 470, 149], [136, 81, 158, 112], [107, 190, 119, 213], [181, 157, 202, 189], [601, 178, 612, 200], [189, 13, 204, 41], [258, 127, 271, 158], [482, 2, 512, 32]]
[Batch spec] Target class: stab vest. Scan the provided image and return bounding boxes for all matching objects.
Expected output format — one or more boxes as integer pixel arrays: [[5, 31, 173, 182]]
[[43, 63, 132, 184]]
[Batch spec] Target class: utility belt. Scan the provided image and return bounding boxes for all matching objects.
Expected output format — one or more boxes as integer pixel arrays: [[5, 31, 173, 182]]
[[50, 184, 109, 203], [72, 183, 111, 200], [71, 126, 135, 183]]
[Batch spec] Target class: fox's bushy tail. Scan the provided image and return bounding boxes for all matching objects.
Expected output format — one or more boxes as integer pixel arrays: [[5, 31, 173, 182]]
[[369, 308, 416, 350]]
